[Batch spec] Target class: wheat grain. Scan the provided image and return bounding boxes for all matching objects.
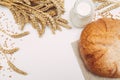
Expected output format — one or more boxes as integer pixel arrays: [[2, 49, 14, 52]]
[[10, 32, 29, 38], [0, 1, 11, 8], [15, 5, 29, 30], [56, 26, 62, 31], [92, 0, 108, 3], [96, 2, 113, 10], [9, 6, 18, 24], [0, 46, 19, 54], [7, 60, 27, 75], [50, 0, 64, 16], [101, 2, 120, 14], [47, 9, 57, 17], [56, 21, 71, 29], [40, 4, 54, 12], [0, 27, 29, 38], [57, 18, 68, 24], [23, 0, 31, 5], [0, 66, 2, 70], [30, 16, 43, 36]]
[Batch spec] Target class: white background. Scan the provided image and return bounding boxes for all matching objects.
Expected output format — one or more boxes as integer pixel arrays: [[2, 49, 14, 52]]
[[0, 0, 85, 80]]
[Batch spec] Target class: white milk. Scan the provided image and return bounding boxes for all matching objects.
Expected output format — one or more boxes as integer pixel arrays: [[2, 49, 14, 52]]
[[70, 0, 94, 28]]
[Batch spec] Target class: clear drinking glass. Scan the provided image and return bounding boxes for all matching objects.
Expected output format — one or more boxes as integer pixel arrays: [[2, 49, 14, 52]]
[[70, 0, 94, 28]]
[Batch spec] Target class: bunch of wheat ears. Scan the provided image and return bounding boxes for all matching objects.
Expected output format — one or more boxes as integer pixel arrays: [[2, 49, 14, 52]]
[[0, 0, 71, 37]]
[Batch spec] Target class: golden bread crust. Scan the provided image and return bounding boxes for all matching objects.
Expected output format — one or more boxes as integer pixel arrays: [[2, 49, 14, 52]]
[[79, 18, 120, 78]]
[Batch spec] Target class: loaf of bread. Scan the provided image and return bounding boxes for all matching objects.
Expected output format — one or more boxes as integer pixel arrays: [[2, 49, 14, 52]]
[[79, 18, 120, 78]]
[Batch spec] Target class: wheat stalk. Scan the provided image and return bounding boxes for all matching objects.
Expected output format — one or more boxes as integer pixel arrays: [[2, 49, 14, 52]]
[[7, 60, 27, 75], [0, 0, 71, 37], [101, 2, 120, 14], [96, 1, 113, 10]]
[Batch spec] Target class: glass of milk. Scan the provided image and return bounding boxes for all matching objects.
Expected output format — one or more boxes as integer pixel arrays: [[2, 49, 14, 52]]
[[70, 0, 94, 28]]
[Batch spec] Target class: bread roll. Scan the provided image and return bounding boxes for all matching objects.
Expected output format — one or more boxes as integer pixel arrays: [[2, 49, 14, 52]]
[[79, 18, 120, 78]]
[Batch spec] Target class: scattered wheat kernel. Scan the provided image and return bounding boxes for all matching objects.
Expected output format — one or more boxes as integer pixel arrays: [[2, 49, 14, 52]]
[[9, 75, 12, 78]]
